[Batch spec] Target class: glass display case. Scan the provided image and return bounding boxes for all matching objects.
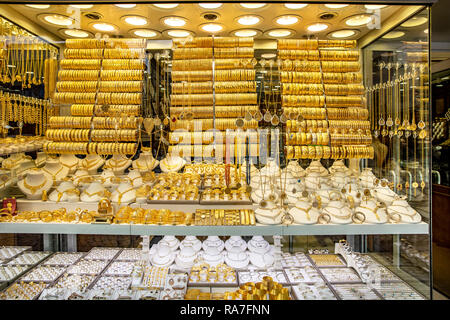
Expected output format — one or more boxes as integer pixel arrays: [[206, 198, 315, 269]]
[[0, 1, 433, 300]]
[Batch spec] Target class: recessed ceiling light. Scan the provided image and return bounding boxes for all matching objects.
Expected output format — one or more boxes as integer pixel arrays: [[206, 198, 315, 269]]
[[201, 23, 223, 33], [401, 16, 428, 27], [365, 5, 388, 10], [345, 14, 373, 26], [41, 14, 75, 26], [267, 29, 292, 37], [233, 29, 258, 37], [382, 31, 405, 39], [424, 29, 429, 34], [69, 4, 93, 9], [167, 30, 192, 38], [325, 4, 348, 9], [92, 23, 116, 32], [276, 15, 300, 26], [307, 23, 329, 32], [163, 16, 186, 27], [284, 3, 308, 9], [237, 15, 261, 26], [330, 29, 357, 38], [153, 3, 179, 9], [25, 4, 50, 9], [63, 29, 90, 38], [261, 53, 276, 59], [199, 3, 223, 9], [240, 3, 266, 9], [115, 4, 136, 9], [123, 16, 148, 26], [132, 29, 159, 38]]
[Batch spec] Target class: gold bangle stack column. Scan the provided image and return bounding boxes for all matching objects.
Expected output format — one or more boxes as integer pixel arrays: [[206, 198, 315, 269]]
[[169, 36, 259, 158], [279, 39, 373, 160], [45, 38, 145, 155]]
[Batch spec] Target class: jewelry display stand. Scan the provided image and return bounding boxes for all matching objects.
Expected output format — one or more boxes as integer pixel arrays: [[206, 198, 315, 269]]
[[80, 155, 105, 175], [59, 154, 80, 174], [17, 170, 53, 200], [110, 182, 136, 205], [132, 151, 159, 172], [104, 155, 132, 175], [80, 182, 110, 203], [41, 159, 70, 182], [159, 155, 186, 173], [48, 181, 80, 202]]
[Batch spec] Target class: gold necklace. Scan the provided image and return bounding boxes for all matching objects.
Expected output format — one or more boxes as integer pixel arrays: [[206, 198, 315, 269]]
[[83, 158, 101, 169], [106, 158, 128, 168], [136, 157, 155, 170], [161, 158, 181, 171], [117, 188, 134, 205], [325, 205, 351, 220], [83, 190, 106, 198], [42, 166, 63, 181], [295, 205, 313, 220], [22, 178, 46, 194], [60, 161, 78, 170], [56, 188, 80, 202], [359, 205, 380, 221]]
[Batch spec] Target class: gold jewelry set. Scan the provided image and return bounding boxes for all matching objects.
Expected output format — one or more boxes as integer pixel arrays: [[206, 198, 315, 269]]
[[223, 277, 290, 300], [194, 209, 255, 226], [6, 208, 96, 224], [113, 206, 192, 225], [309, 254, 345, 266]]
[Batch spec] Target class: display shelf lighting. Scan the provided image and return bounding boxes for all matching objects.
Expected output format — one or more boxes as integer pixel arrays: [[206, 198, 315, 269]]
[[233, 29, 258, 37], [267, 29, 292, 37], [153, 3, 179, 9], [307, 23, 329, 32], [261, 53, 276, 59], [41, 14, 74, 26], [237, 15, 261, 26], [167, 29, 192, 37], [382, 31, 405, 39], [25, 4, 50, 9], [92, 23, 116, 32], [69, 4, 94, 9], [199, 3, 223, 9], [132, 29, 159, 38], [329, 29, 357, 38], [401, 16, 428, 27], [365, 5, 388, 10], [284, 3, 308, 10], [115, 4, 136, 9], [163, 16, 186, 27], [424, 29, 429, 34], [325, 4, 348, 9], [63, 29, 90, 38], [240, 3, 267, 9], [123, 16, 148, 26], [345, 14, 373, 27], [201, 23, 223, 33], [276, 15, 300, 26]]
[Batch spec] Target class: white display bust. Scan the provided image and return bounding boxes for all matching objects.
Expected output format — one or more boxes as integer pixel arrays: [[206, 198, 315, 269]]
[[247, 236, 271, 254], [99, 169, 116, 189], [255, 201, 283, 225], [355, 199, 388, 224], [48, 181, 79, 202], [72, 169, 94, 187], [289, 194, 320, 225], [127, 169, 143, 188], [175, 246, 197, 269], [180, 236, 202, 252], [159, 154, 186, 173], [200, 247, 224, 267], [80, 155, 105, 175], [80, 182, 110, 203], [359, 168, 377, 189], [132, 151, 159, 172], [17, 169, 53, 200], [104, 154, 132, 175], [224, 251, 249, 269], [2, 152, 32, 170], [283, 160, 305, 178], [159, 236, 180, 251], [373, 185, 397, 206], [42, 158, 69, 182], [202, 236, 224, 252], [248, 251, 275, 269], [323, 199, 353, 224], [110, 182, 136, 205], [387, 198, 422, 223], [225, 236, 247, 252], [35, 152, 47, 167], [59, 154, 80, 174], [151, 244, 175, 267]]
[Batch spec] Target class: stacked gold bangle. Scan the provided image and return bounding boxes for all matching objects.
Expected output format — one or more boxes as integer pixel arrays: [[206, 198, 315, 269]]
[[281, 71, 362, 84], [285, 132, 329, 146], [281, 60, 361, 73], [278, 39, 356, 50], [169, 131, 259, 145], [282, 83, 364, 96], [282, 95, 364, 107], [286, 119, 328, 132], [49, 116, 140, 129], [173, 36, 253, 48], [65, 38, 145, 49], [170, 119, 258, 131], [170, 105, 259, 118], [168, 144, 259, 158], [278, 49, 359, 61], [286, 145, 374, 160]]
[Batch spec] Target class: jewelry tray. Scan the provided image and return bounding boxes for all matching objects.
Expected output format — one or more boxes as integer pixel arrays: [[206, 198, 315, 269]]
[[199, 199, 252, 205], [146, 199, 200, 204]]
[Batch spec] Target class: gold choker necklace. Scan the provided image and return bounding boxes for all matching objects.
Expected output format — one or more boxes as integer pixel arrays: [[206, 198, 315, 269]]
[[23, 178, 47, 194]]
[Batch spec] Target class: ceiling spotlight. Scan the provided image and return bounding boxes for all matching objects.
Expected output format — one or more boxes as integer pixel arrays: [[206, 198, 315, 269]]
[[163, 16, 186, 27], [153, 3, 179, 9], [233, 29, 258, 37], [261, 53, 276, 59], [69, 4, 93, 9], [401, 16, 428, 27], [132, 29, 159, 38], [115, 4, 136, 9], [63, 29, 90, 38], [276, 15, 300, 26], [92, 23, 116, 32], [123, 16, 148, 26], [345, 14, 373, 26], [167, 30, 192, 37], [424, 29, 429, 34], [199, 3, 223, 9], [267, 29, 292, 37], [25, 4, 50, 9], [325, 4, 348, 9], [41, 14, 74, 26], [201, 23, 223, 33], [237, 15, 261, 26], [330, 29, 356, 38], [240, 3, 266, 9], [382, 31, 405, 39], [284, 3, 308, 9], [365, 5, 388, 10], [307, 23, 329, 32]]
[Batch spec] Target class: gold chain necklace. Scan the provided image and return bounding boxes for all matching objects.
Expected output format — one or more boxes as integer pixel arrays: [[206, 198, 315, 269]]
[[325, 205, 351, 220], [22, 178, 46, 194], [117, 188, 134, 205], [359, 205, 380, 221], [84, 190, 106, 198], [42, 166, 63, 181], [295, 205, 313, 220]]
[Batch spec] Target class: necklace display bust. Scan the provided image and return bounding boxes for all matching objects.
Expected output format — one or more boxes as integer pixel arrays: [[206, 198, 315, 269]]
[[255, 201, 283, 225], [110, 182, 136, 205], [180, 236, 202, 252], [80, 155, 105, 175], [355, 199, 388, 224], [2, 153, 32, 170], [59, 154, 80, 174], [323, 198, 353, 224], [127, 169, 143, 188], [387, 197, 422, 223], [260, 159, 281, 177], [202, 236, 224, 252], [159, 155, 186, 173], [72, 169, 94, 187], [283, 160, 305, 178], [289, 194, 320, 225], [17, 169, 53, 200], [48, 181, 79, 202], [248, 251, 275, 269], [175, 246, 197, 269], [151, 244, 175, 267], [225, 236, 247, 253], [159, 236, 180, 251], [373, 185, 397, 206], [247, 236, 271, 254], [359, 168, 377, 189], [80, 182, 110, 203], [42, 159, 69, 183], [132, 151, 159, 172], [104, 154, 132, 175], [224, 251, 249, 269], [200, 247, 224, 267]]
